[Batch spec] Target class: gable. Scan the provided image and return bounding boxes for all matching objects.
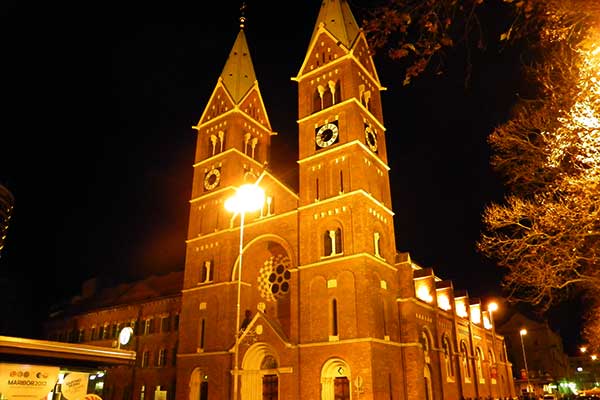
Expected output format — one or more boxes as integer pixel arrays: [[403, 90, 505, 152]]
[[238, 86, 272, 131], [351, 34, 381, 85], [197, 84, 236, 126], [298, 29, 350, 78]]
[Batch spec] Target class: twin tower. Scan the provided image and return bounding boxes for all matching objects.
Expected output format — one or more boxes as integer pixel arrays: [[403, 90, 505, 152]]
[[177, 1, 515, 399]]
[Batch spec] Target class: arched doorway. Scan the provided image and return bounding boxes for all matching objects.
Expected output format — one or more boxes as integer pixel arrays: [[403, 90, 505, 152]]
[[241, 342, 280, 400], [189, 368, 208, 400], [321, 358, 351, 400]]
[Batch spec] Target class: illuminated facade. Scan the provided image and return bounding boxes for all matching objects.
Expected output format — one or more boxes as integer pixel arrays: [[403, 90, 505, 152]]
[[175, 1, 516, 399], [497, 311, 570, 397], [45, 1, 517, 399]]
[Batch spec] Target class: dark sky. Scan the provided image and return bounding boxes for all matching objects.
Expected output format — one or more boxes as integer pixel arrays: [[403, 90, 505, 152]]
[[0, 1, 583, 353]]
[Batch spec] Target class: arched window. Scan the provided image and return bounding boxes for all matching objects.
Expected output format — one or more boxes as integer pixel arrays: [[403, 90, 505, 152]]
[[476, 347, 484, 383], [323, 86, 334, 108], [323, 228, 343, 256], [424, 365, 433, 400], [313, 87, 322, 113], [421, 330, 431, 364], [374, 231, 382, 258], [460, 341, 471, 381], [335, 228, 342, 254], [489, 349, 497, 384], [442, 336, 454, 379], [200, 260, 213, 284]]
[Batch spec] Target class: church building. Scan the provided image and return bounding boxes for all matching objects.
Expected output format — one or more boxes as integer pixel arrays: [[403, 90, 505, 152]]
[[44, 1, 517, 399]]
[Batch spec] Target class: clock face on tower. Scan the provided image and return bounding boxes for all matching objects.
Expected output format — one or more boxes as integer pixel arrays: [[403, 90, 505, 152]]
[[365, 125, 378, 152], [203, 167, 221, 190], [315, 122, 339, 149]]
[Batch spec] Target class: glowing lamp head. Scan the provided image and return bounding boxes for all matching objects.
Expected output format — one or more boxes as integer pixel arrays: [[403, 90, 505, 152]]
[[488, 302, 498, 313], [581, 346, 588, 353], [592, 354, 598, 361], [520, 328, 527, 336], [225, 184, 265, 213]]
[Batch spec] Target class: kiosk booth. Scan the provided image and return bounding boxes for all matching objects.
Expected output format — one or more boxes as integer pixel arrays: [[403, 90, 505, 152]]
[[0, 335, 135, 400]]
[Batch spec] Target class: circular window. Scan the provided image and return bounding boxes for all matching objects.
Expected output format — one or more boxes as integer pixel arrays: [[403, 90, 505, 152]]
[[258, 254, 291, 301]]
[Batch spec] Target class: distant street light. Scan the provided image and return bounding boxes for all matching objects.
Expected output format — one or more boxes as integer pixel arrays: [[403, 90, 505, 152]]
[[225, 180, 265, 400], [520, 328, 532, 393], [581, 346, 588, 353]]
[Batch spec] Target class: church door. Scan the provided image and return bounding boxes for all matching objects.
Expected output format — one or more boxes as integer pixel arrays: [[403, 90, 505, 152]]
[[262, 374, 278, 400], [334, 377, 350, 400]]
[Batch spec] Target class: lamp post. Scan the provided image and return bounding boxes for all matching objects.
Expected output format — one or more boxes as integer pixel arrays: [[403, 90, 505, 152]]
[[487, 302, 498, 395], [487, 302, 498, 358], [225, 181, 265, 400], [520, 328, 532, 394]]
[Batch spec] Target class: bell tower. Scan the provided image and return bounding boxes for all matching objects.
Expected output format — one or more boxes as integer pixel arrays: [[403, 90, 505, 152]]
[[295, 0, 396, 268], [294, 1, 401, 398], [187, 23, 273, 240]]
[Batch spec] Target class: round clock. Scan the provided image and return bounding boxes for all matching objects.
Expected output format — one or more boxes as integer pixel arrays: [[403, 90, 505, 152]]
[[365, 126, 378, 152], [203, 168, 221, 190], [315, 122, 339, 148], [118, 326, 134, 346]]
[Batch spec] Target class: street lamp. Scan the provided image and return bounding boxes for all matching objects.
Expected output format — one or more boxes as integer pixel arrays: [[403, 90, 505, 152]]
[[520, 328, 532, 394], [487, 302, 499, 387], [225, 181, 265, 400]]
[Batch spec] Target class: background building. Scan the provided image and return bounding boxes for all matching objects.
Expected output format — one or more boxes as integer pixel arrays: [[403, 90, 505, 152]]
[[44, 1, 517, 399], [497, 311, 570, 397]]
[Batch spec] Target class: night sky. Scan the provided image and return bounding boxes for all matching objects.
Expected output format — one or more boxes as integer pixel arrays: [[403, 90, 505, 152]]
[[0, 1, 583, 353]]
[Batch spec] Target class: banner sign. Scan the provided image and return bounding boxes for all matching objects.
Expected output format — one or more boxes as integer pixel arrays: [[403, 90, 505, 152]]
[[0, 363, 59, 400], [61, 372, 89, 400]]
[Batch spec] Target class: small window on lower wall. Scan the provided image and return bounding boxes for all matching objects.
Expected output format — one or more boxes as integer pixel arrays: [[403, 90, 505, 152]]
[[329, 298, 339, 340], [198, 319, 206, 352]]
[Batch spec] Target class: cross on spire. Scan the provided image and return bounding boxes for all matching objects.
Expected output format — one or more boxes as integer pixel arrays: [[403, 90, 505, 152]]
[[239, 2, 247, 29]]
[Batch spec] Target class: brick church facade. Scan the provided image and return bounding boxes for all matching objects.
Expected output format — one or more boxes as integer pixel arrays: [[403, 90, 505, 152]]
[[44, 1, 517, 399]]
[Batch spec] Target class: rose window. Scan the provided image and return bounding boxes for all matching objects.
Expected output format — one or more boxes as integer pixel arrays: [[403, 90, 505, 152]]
[[258, 254, 291, 301]]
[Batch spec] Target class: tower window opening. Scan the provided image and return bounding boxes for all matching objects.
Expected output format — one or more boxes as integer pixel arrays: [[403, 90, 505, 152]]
[[374, 231, 381, 258], [330, 298, 339, 336], [316, 178, 320, 201], [324, 228, 342, 256], [200, 260, 213, 284], [199, 319, 206, 350]]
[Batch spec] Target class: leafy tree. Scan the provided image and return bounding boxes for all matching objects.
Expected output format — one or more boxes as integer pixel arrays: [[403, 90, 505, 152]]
[[361, 0, 489, 85], [363, 0, 599, 343], [477, 0, 599, 311]]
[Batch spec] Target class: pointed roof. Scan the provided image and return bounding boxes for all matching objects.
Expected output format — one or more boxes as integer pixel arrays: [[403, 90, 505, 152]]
[[309, 0, 360, 49], [220, 29, 257, 104]]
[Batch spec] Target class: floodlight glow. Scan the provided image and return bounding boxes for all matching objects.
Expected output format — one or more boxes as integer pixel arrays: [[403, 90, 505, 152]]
[[225, 184, 265, 214]]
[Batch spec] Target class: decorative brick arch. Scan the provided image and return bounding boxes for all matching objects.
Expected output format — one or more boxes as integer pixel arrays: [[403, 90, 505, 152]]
[[188, 367, 208, 400], [240, 342, 280, 400], [230, 233, 295, 281], [320, 358, 351, 400]]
